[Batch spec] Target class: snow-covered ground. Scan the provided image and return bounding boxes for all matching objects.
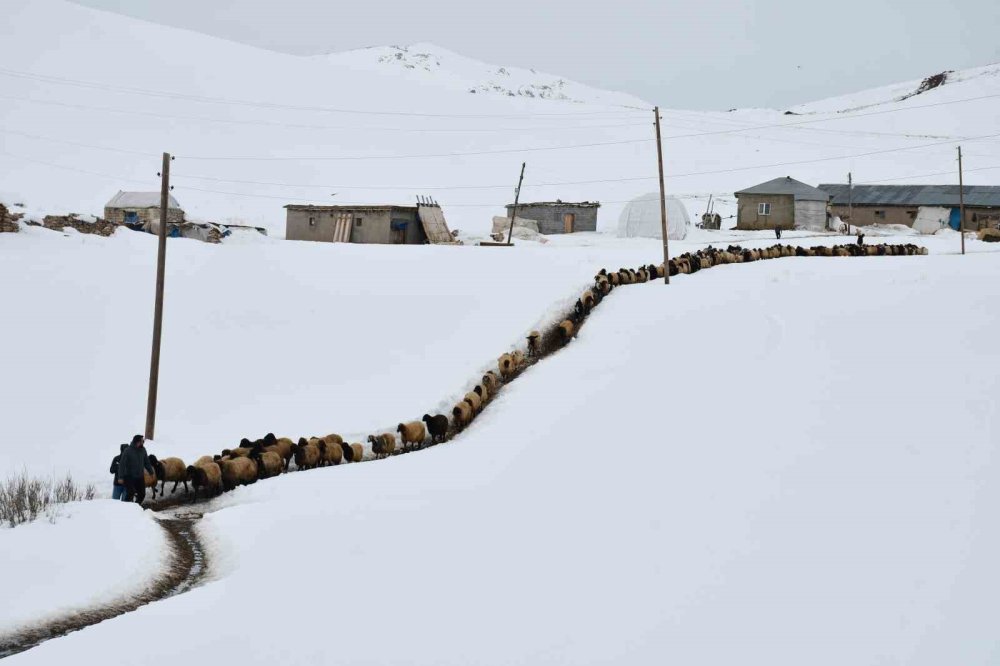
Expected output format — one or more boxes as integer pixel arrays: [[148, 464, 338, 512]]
[[0, 500, 167, 637], [5, 240, 999, 665], [2, 0, 999, 235]]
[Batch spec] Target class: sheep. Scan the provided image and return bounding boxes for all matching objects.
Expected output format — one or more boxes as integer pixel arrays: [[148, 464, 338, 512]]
[[186, 460, 222, 501], [220, 447, 251, 459], [253, 450, 283, 479], [293, 438, 321, 470], [369, 433, 396, 459], [397, 421, 427, 450], [317, 438, 344, 466], [219, 456, 257, 491], [452, 401, 473, 429], [192, 455, 215, 467], [473, 383, 489, 404], [482, 370, 501, 393], [269, 436, 295, 471], [341, 443, 364, 462], [498, 353, 515, 380], [526, 330, 541, 357], [422, 414, 449, 444], [464, 391, 483, 414], [511, 349, 525, 370], [150, 455, 189, 495], [558, 319, 574, 343], [143, 468, 159, 499], [608, 271, 621, 286], [582, 289, 596, 310]]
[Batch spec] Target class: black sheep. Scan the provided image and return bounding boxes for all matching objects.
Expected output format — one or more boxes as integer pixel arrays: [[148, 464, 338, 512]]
[[422, 414, 450, 444]]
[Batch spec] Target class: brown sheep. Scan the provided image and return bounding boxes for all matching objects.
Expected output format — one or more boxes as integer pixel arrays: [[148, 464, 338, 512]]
[[452, 401, 473, 429], [269, 437, 295, 471], [368, 433, 396, 459], [254, 450, 283, 479], [294, 438, 321, 470], [192, 455, 215, 467], [473, 383, 489, 404], [143, 468, 158, 499], [482, 370, 501, 393], [186, 460, 222, 501], [318, 438, 344, 466], [511, 349, 525, 370], [464, 390, 483, 413], [398, 421, 427, 450], [219, 456, 257, 491], [341, 442, 364, 462], [221, 447, 251, 459], [150, 455, 188, 495], [582, 289, 596, 310], [558, 319, 574, 342], [498, 353, 515, 380]]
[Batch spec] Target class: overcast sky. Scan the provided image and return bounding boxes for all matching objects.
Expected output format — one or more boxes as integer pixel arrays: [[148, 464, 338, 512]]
[[72, 0, 999, 110]]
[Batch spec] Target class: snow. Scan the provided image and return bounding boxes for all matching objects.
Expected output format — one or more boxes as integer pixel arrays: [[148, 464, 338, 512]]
[[6, 246, 1000, 665], [0, 500, 167, 637]]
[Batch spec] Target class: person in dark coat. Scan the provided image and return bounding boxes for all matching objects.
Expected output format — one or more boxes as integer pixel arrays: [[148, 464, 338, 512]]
[[857, 232, 865, 246], [774, 226, 782, 239], [109, 443, 128, 501], [119, 434, 155, 504]]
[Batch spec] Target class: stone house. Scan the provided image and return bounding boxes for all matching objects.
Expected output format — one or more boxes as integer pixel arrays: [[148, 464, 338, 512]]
[[818, 184, 1000, 231], [104, 191, 184, 230], [284, 202, 456, 245], [504, 201, 599, 234], [734, 177, 830, 230]]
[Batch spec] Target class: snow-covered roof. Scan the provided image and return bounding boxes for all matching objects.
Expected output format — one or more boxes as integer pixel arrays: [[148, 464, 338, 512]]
[[735, 177, 830, 202], [819, 184, 1000, 208], [105, 191, 182, 210]]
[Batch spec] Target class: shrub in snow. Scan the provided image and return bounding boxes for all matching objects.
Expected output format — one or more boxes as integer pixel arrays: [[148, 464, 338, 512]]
[[0, 472, 96, 528]]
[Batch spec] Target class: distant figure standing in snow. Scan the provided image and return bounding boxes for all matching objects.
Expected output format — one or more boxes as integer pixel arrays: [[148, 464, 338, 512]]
[[109, 443, 128, 500], [119, 435, 155, 504], [775, 226, 782, 239], [857, 232, 865, 246]]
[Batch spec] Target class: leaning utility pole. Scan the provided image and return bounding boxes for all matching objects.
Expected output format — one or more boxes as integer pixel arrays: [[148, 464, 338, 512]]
[[145, 152, 171, 440], [958, 146, 966, 255], [506, 162, 526, 245], [654, 106, 670, 284]]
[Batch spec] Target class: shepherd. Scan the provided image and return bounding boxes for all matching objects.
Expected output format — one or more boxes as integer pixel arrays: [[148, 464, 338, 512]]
[[118, 434, 155, 504], [109, 443, 128, 500]]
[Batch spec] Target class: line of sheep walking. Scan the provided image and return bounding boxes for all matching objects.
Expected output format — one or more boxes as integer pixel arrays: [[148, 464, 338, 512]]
[[142, 241, 926, 506]]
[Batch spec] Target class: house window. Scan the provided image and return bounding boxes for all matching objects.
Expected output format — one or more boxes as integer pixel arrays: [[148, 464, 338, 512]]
[[875, 210, 886, 220], [758, 203, 771, 216], [355, 217, 362, 226], [308, 216, 315, 227]]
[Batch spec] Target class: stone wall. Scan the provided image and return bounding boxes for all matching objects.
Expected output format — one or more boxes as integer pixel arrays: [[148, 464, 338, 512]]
[[42, 214, 121, 236], [0, 203, 20, 233]]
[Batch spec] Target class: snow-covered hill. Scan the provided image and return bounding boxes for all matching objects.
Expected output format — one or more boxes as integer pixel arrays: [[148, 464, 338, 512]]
[[1, 0, 998, 236]]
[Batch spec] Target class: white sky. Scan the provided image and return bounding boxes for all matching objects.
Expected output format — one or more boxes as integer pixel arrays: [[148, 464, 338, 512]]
[[66, 0, 1000, 109]]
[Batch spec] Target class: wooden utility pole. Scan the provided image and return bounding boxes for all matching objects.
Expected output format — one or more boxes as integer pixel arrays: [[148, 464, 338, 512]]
[[506, 162, 526, 245], [654, 106, 670, 284], [145, 152, 171, 440], [958, 146, 966, 255]]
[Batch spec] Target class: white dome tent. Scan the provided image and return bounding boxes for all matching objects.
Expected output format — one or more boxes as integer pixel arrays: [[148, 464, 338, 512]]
[[617, 194, 690, 240]]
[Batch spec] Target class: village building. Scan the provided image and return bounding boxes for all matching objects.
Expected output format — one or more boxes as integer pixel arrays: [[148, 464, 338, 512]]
[[504, 201, 599, 234], [104, 191, 184, 229], [284, 202, 455, 245], [734, 177, 830, 230], [818, 184, 1000, 231]]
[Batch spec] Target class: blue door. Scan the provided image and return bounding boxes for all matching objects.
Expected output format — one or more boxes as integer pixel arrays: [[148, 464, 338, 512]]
[[949, 207, 961, 230]]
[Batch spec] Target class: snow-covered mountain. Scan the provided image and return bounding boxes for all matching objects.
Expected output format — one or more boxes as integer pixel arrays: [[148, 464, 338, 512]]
[[1, 0, 998, 235]]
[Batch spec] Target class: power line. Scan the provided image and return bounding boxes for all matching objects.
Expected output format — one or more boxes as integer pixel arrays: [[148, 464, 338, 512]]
[[856, 165, 1000, 184], [0, 128, 159, 157], [0, 67, 650, 119], [0, 150, 155, 185], [175, 137, 654, 161], [659, 93, 1000, 139], [0, 94, 651, 134]]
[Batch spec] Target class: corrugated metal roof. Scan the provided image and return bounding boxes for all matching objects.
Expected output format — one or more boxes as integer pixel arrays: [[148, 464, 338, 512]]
[[105, 190, 182, 209], [507, 201, 601, 208], [734, 177, 830, 201], [284, 204, 417, 211], [819, 184, 1000, 208]]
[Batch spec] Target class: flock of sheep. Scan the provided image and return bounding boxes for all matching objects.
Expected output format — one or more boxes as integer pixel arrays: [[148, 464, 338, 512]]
[[142, 240, 926, 505]]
